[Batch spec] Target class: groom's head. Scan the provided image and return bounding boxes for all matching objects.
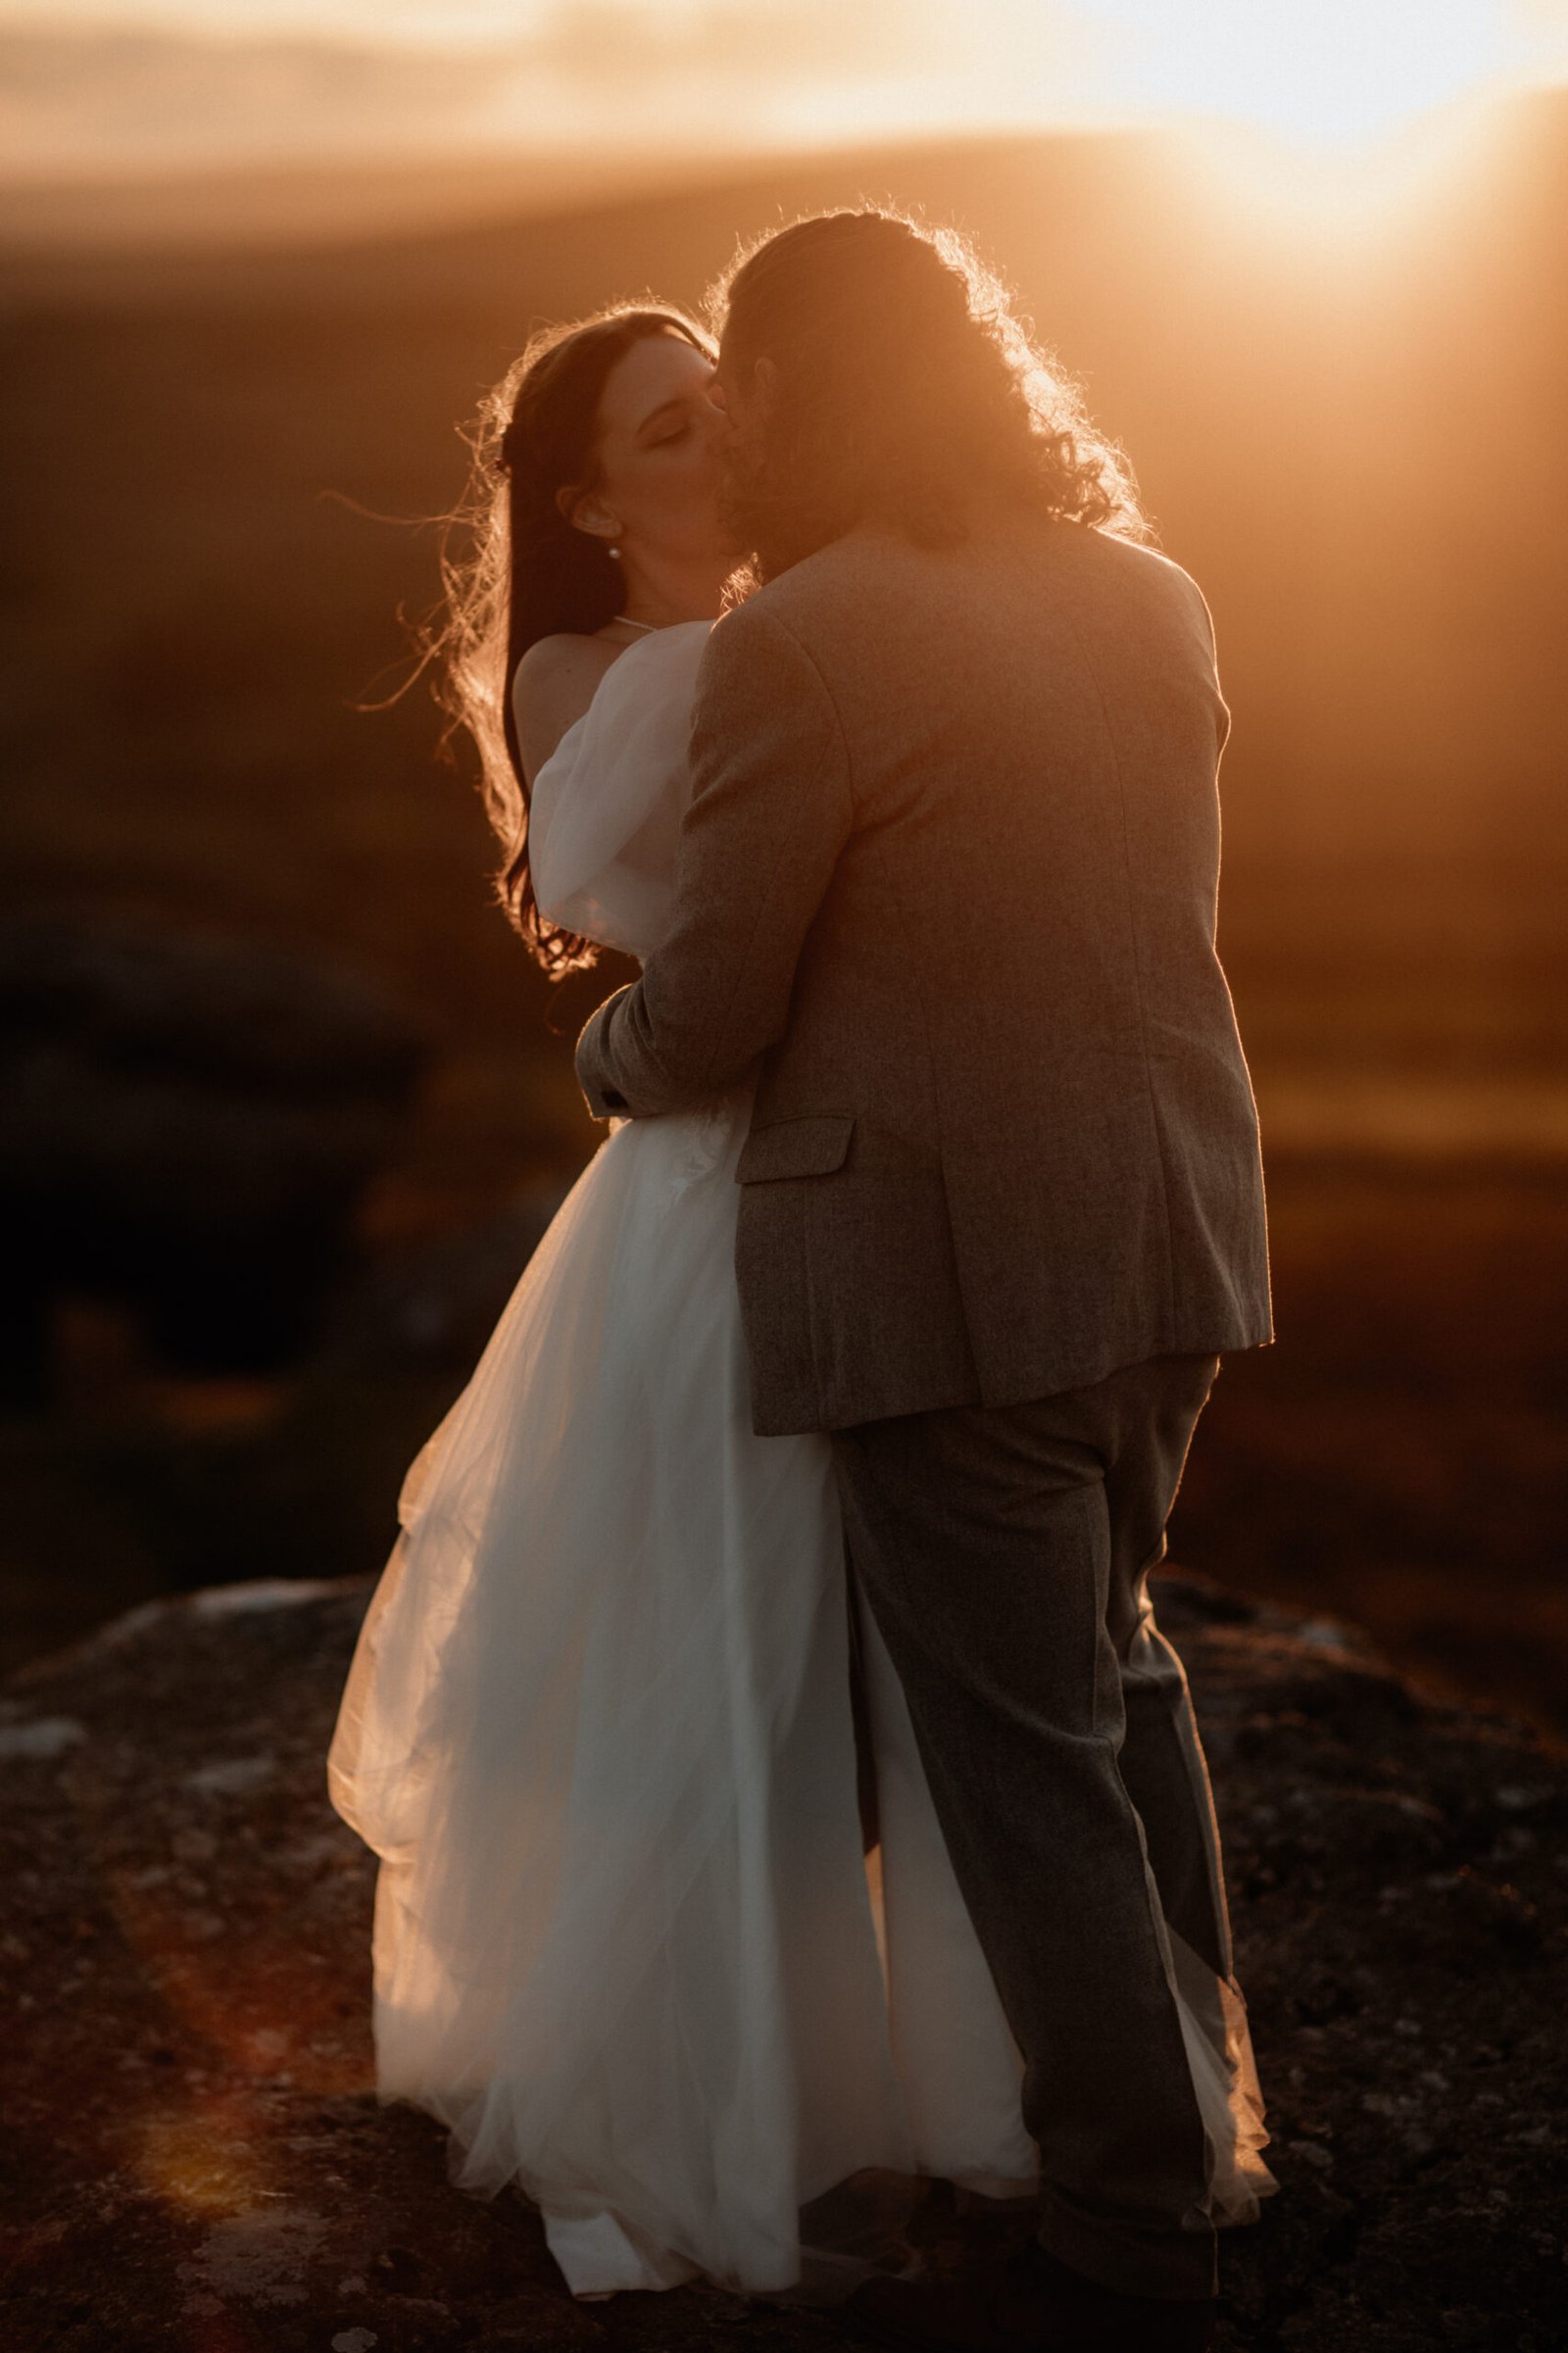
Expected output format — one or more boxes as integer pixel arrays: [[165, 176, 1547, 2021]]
[[709, 208, 1144, 580]]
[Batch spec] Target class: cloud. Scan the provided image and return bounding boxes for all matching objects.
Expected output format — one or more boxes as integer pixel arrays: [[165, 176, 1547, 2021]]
[[2, 0, 1562, 181], [0, 2, 1103, 179], [0, 25, 515, 173]]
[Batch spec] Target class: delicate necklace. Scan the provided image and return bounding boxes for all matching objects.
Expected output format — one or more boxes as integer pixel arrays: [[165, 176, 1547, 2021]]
[[612, 614, 660, 635]]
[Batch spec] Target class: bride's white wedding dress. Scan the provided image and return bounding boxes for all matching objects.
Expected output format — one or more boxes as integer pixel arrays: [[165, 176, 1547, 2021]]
[[325, 620, 1275, 2299]]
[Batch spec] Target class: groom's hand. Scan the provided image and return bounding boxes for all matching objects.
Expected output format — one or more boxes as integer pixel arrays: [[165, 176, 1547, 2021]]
[[572, 603, 852, 1121], [575, 985, 637, 1115]]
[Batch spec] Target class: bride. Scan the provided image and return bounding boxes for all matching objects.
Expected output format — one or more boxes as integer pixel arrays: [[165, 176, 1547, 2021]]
[[325, 298, 1274, 2303]]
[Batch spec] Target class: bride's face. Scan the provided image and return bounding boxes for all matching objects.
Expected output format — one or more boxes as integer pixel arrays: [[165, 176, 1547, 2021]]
[[574, 331, 736, 565]]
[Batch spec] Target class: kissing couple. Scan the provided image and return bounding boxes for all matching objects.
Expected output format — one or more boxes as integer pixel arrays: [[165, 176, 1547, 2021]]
[[328, 205, 1277, 2353]]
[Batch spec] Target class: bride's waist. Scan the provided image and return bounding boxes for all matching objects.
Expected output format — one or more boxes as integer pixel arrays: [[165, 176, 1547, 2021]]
[[607, 1082, 755, 1175]]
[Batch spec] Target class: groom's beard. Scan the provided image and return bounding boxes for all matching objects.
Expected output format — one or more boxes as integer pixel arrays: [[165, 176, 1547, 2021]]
[[716, 440, 834, 584], [715, 442, 767, 556]]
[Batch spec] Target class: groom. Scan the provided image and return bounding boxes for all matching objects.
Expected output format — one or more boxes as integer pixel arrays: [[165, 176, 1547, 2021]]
[[576, 210, 1272, 2352]]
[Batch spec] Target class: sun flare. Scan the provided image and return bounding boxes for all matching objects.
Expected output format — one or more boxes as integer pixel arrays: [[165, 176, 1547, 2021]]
[[1073, 0, 1523, 152], [1167, 96, 1508, 242]]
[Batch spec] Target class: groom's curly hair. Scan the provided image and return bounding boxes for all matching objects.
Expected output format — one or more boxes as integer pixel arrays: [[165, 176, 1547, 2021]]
[[711, 209, 1149, 579]]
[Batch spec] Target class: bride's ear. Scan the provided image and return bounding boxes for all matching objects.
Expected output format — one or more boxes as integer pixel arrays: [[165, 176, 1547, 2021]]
[[557, 483, 621, 543]]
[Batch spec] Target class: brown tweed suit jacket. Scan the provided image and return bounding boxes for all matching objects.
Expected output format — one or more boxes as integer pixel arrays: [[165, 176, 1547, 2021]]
[[575, 516, 1272, 1436]]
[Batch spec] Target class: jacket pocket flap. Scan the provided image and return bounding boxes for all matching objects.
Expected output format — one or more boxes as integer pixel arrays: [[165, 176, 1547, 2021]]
[[735, 1114, 856, 1183]]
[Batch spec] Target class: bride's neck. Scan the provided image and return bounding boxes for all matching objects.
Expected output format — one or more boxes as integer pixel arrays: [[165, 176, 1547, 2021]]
[[614, 547, 734, 629]]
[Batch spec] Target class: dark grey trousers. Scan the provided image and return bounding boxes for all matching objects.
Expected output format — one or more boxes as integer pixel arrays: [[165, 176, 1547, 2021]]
[[830, 1352, 1236, 2302]]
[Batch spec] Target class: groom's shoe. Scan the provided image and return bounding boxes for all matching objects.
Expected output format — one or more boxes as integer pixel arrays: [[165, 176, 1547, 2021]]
[[847, 2243, 1216, 2353]]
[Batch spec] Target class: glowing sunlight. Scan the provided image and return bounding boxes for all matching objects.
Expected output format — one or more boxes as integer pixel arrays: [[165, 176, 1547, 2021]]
[[5, 0, 1564, 189], [1074, 0, 1526, 150], [1170, 97, 1511, 242]]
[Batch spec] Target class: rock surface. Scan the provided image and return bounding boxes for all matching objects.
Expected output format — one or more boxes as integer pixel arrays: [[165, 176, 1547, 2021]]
[[1, 1571, 1564, 2353]]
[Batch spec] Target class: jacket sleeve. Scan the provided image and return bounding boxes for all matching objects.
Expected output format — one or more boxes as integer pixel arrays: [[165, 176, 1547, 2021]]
[[574, 601, 854, 1120]]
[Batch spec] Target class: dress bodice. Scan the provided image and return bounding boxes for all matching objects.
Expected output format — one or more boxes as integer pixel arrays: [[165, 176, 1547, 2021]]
[[525, 620, 712, 962]]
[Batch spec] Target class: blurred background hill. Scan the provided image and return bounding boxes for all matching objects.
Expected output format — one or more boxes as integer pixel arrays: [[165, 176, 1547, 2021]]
[[1, 93, 1563, 1732]]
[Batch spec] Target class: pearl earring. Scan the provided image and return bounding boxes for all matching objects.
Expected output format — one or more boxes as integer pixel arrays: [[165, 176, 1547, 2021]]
[[608, 545, 621, 561]]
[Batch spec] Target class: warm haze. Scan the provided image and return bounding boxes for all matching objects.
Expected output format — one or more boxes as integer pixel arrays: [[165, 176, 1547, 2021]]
[[5, 0, 1568, 188], [2, 14, 1566, 2344]]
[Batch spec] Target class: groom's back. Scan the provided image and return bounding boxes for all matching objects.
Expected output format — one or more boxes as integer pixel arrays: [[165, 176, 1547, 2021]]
[[717, 516, 1272, 1433]]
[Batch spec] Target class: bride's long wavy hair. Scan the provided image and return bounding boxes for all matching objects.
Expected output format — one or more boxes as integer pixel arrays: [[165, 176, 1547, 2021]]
[[429, 305, 715, 975], [713, 208, 1149, 580]]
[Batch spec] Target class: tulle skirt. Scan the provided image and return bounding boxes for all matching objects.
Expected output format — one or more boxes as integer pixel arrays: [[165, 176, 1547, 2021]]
[[326, 1094, 1273, 2296]]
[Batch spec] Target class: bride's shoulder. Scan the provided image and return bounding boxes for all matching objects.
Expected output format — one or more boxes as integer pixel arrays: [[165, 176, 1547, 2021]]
[[512, 632, 624, 786]]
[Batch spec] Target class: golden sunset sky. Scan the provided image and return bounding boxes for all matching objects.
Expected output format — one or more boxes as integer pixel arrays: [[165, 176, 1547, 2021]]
[[5, 0, 1568, 182]]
